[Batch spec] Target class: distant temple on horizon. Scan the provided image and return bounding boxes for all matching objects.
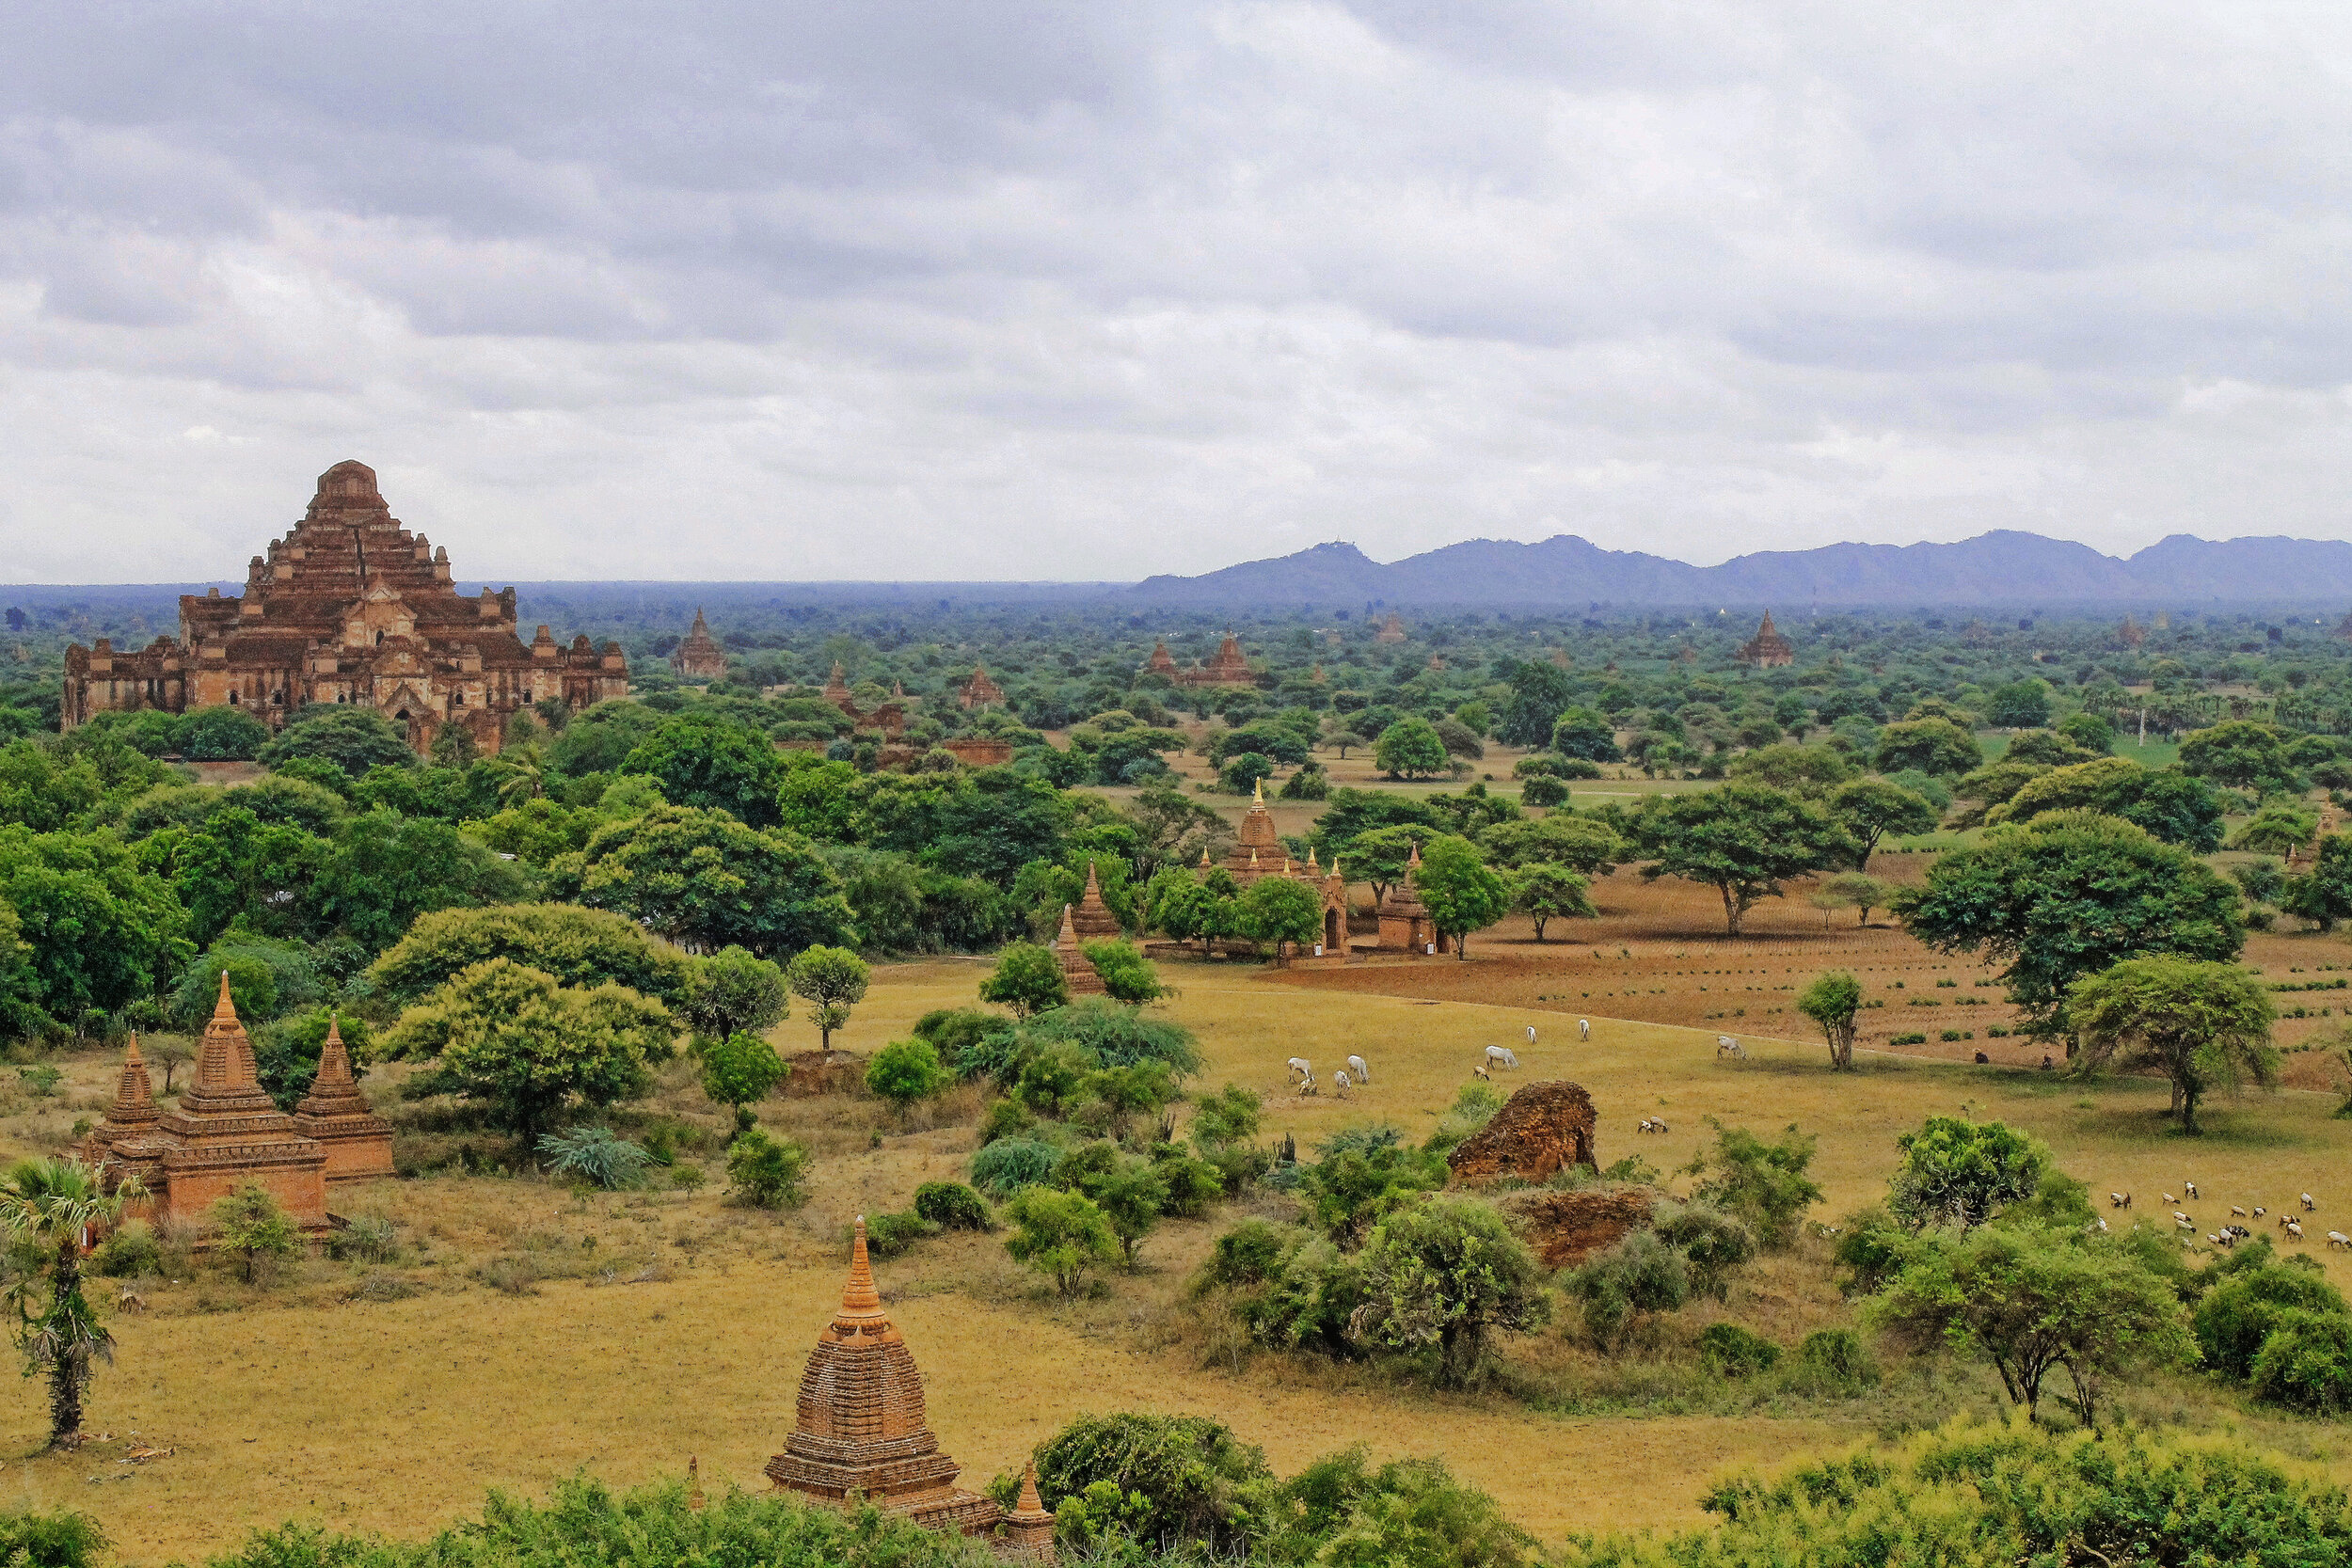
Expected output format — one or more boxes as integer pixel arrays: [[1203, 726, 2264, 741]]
[[1737, 610, 1795, 668], [1143, 632, 1258, 688], [670, 609, 729, 681], [59, 460, 628, 756]]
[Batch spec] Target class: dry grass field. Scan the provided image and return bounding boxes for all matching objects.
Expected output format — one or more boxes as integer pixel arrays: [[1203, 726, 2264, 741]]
[[0, 886, 2346, 1561]]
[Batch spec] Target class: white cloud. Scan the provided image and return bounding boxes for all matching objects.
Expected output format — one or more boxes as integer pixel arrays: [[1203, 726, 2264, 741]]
[[2, 0, 2350, 581]]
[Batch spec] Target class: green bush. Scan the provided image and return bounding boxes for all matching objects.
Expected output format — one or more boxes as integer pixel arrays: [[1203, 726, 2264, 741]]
[[2249, 1308, 2352, 1415], [975, 1095, 1036, 1146], [1890, 1031, 1928, 1046], [1567, 1229, 1691, 1351], [1200, 1218, 1293, 1287], [327, 1214, 398, 1264], [1652, 1203, 1757, 1300], [2194, 1263, 2347, 1382], [0, 1510, 104, 1568], [1690, 1122, 1822, 1248], [971, 1137, 1063, 1197], [538, 1126, 654, 1190], [1029, 1412, 1273, 1552], [90, 1223, 160, 1278], [1798, 1327, 1876, 1386], [723, 1127, 809, 1209], [1697, 1322, 1782, 1378], [1520, 775, 1569, 808], [913, 1181, 993, 1231], [862, 1212, 939, 1258]]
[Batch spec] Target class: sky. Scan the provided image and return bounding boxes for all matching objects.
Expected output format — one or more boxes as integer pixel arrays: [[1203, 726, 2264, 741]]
[[4, 1, 2351, 584]]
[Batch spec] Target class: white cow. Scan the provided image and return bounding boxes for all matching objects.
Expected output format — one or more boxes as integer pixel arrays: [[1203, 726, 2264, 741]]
[[1525, 1024, 1537, 1047], [1716, 1036, 1745, 1059], [1332, 1070, 1353, 1099], [1346, 1053, 1370, 1084], [1286, 1057, 1311, 1083], [1485, 1045, 1518, 1070], [1579, 1019, 1591, 1042]]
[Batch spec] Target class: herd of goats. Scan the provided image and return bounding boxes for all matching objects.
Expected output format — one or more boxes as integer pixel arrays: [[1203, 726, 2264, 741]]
[[2102, 1185, 2348, 1250]]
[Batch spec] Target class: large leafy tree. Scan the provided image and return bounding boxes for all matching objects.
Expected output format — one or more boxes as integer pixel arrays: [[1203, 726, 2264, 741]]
[[1868, 1223, 2194, 1426], [1724, 744, 1855, 798], [0, 1157, 140, 1449], [1236, 875, 1323, 958], [1512, 863, 1596, 942], [679, 944, 789, 1038], [368, 902, 700, 1006], [1884, 1117, 2056, 1228], [1549, 707, 1622, 763], [176, 705, 271, 761], [309, 811, 532, 952], [256, 707, 417, 778], [2066, 957, 2277, 1134], [133, 806, 331, 947], [1871, 718, 1982, 778], [1498, 662, 1575, 749], [384, 957, 673, 1139], [2282, 834, 2352, 930], [979, 942, 1069, 1017], [1478, 815, 1622, 875], [1374, 718, 1450, 780], [619, 713, 790, 827], [576, 805, 854, 957], [1351, 1196, 1551, 1387], [1412, 835, 1512, 958], [1827, 779, 1937, 869], [1989, 757, 2224, 850], [0, 825, 191, 1018], [1629, 784, 1849, 936], [2179, 720, 2301, 797], [786, 943, 869, 1050], [1895, 812, 2244, 1037]]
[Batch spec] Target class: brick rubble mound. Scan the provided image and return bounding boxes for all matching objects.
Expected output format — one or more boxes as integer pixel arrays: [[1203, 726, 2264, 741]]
[[1444, 1080, 1598, 1185]]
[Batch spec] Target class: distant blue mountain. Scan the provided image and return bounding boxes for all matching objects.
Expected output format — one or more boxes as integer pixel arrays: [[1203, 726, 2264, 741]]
[[1130, 531, 2352, 608]]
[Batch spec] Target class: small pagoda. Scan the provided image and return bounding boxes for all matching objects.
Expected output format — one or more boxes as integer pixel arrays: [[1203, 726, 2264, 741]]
[[1070, 862, 1122, 940], [293, 1019, 396, 1186], [770, 1220, 1055, 1560], [1173, 631, 1255, 689], [1221, 778, 1284, 885], [670, 609, 728, 681], [1737, 611, 1795, 668], [1052, 906, 1107, 996], [1376, 843, 1436, 955], [959, 663, 1006, 710]]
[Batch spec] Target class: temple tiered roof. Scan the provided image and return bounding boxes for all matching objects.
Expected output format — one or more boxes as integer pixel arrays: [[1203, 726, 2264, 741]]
[[1053, 906, 1107, 996], [1070, 862, 1122, 940], [293, 1018, 396, 1184]]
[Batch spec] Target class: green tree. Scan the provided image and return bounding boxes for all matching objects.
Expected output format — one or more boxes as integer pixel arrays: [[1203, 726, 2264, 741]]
[[1404, 836, 1510, 958], [1884, 1117, 2054, 1228], [0, 1156, 139, 1448], [256, 707, 416, 778], [1003, 1186, 1120, 1297], [176, 705, 270, 761], [209, 1183, 299, 1284], [2281, 834, 2352, 930], [577, 806, 855, 958], [2179, 720, 2301, 796], [309, 811, 532, 953], [1549, 707, 1622, 763], [1089, 1160, 1168, 1267], [367, 903, 700, 1007], [1143, 866, 1216, 955], [1795, 971, 1863, 1069], [1629, 784, 1850, 937], [1872, 718, 1982, 777], [2229, 801, 2319, 860], [786, 944, 869, 1051], [1724, 744, 1854, 798], [135, 806, 329, 947], [1479, 815, 1622, 876], [1304, 1139, 1448, 1247], [1375, 718, 1450, 781], [618, 713, 789, 827], [1688, 1122, 1821, 1247], [1822, 871, 1885, 925], [2066, 957, 2277, 1134], [2195, 1261, 2347, 1382], [1984, 680, 2053, 729], [1512, 863, 1595, 942], [724, 1127, 810, 1208], [698, 1030, 788, 1128], [978, 942, 1068, 1018], [1236, 875, 1323, 959], [384, 958, 673, 1140], [2249, 1309, 2352, 1414], [866, 1037, 953, 1117], [1080, 940, 1166, 1003], [679, 945, 789, 1039], [1566, 1229, 1690, 1353], [1868, 1223, 2195, 1425], [1351, 1196, 1550, 1386], [1895, 812, 2244, 1037], [0, 825, 191, 1018], [1217, 752, 1277, 794], [1828, 779, 1937, 869], [1499, 663, 1575, 749]]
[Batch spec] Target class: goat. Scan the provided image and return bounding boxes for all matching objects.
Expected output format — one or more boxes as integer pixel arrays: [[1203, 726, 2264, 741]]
[[2253, 1206, 2266, 1218], [1331, 1070, 1352, 1099], [1295, 1071, 1318, 1098], [2286, 1219, 2305, 1242], [2185, 1180, 2200, 1199], [2304, 1194, 2318, 1212], [1579, 1019, 1590, 1041], [1975, 1052, 1990, 1064], [1485, 1045, 1518, 1070], [1286, 1056, 1311, 1083], [1347, 1053, 1370, 1085], [116, 1287, 146, 1312], [2329, 1231, 2352, 1251], [2232, 1205, 2249, 1220], [2163, 1193, 2178, 1205], [2109, 1192, 2130, 1209], [1472, 1063, 1490, 1082], [2172, 1210, 2192, 1225]]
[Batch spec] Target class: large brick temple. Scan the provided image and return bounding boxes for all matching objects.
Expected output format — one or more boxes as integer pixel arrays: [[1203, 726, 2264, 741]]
[[770, 1218, 1055, 1561], [60, 460, 628, 755]]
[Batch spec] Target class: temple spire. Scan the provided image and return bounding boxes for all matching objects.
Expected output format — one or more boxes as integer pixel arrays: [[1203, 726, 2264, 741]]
[[214, 969, 238, 1022], [838, 1215, 885, 1321]]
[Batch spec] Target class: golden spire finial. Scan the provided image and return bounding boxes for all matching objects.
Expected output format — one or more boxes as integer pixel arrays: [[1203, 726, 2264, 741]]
[[1251, 776, 1264, 806], [213, 970, 238, 1022], [1017, 1458, 1045, 1514], [839, 1216, 883, 1317]]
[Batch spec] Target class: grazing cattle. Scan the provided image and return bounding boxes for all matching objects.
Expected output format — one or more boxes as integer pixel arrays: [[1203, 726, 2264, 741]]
[[2185, 1180, 2200, 1199], [1974, 1052, 1989, 1064], [2163, 1193, 2177, 1205], [1472, 1063, 1490, 1082], [1347, 1053, 1371, 1084], [1715, 1037, 1745, 1059], [1485, 1045, 1518, 1070], [1332, 1070, 1352, 1099], [1287, 1057, 1311, 1083], [1579, 1019, 1591, 1041], [1295, 1071, 1318, 1098], [2172, 1210, 2192, 1224], [2232, 1206, 2249, 1220], [2253, 1206, 2266, 1218], [1526, 1025, 1537, 1047], [2109, 1193, 2130, 1209], [1637, 1117, 1670, 1134], [2287, 1219, 2305, 1242], [2305, 1194, 2319, 1212], [2328, 1231, 2351, 1251]]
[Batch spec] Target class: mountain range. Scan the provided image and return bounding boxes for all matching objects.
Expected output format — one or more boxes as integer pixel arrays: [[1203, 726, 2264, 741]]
[[1130, 531, 2352, 608]]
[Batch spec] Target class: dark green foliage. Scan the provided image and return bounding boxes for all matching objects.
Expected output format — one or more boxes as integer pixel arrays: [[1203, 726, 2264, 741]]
[[368, 904, 699, 1006], [1688, 1122, 1822, 1248], [1352, 1196, 1551, 1386], [537, 1127, 654, 1190], [910, 1006, 1012, 1076], [618, 713, 788, 826], [1301, 1137, 1448, 1247], [1018, 998, 1201, 1075], [723, 1128, 809, 1209], [2249, 1308, 2352, 1415], [578, 807, 854, 958], [1798, 1328, 1875, 1386], [1697, 1322, 1782, 1378], [1028, 1412, 1273, 1552], [0, 825, 192, 1018], [861, 1211, 938, 1257], [1499, 663, 1576, 749], [254, 1007, 374, 1110], [1651, 1202, 1757, 1299], [1568, 1229, 1691, 1351], [912, 1181, 992, 1231], [1263, 1449, 1534, 1568], [257, 707, 417, 778], [969, 1137, 1063, 1196], [2193, 1263, 2348, 1382], [89, 1223, 160, 1279], [1886, 1117, 2053, 1230]]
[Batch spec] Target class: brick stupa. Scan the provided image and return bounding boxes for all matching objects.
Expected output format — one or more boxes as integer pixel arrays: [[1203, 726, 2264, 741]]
[[1052, 905, 1107, 996], [293, 1018, 396, 1186], [1070, 861, 1122, 940], [85, 974, 343, 1240], [769, 1219, 1037, 1552]]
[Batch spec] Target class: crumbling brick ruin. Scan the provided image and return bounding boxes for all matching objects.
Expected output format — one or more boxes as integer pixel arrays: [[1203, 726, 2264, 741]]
[[1444, 1080, 1599, 1185], [1498, 1188, 1656, 1270]]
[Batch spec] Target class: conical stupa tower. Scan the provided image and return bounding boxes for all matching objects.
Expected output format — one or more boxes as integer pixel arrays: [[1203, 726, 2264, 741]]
[[1071, 860, 1121, 939], [293, 1018, 395, 1186], [1223, 776, 1282, 884], [1053, 905, 1107, 997], [82, 1035, 167, 1202], [766, 1219, 1004, 1536], [158, 974, 330, 1233]]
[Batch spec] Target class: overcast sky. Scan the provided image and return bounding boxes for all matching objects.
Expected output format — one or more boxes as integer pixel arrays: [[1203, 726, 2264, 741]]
[[4, 2, 2349, 584]]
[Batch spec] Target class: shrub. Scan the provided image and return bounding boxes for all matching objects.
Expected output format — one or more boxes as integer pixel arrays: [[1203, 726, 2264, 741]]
[[971, 1137, 1063, 1197], [1020, 999, 1202, 1075], [865, 1037, 953, 1113], [1029, 1412, 1273, 1552], [89, 1223, 160, 1278], [211, 1183, 298, 1284], [1002, 1187, 1119, 1297], [1567, 1229, 1690, 1351], [1890, 1031, 1928, 1045], [1423, 1081, 1505, 1156], [1690, 1121, 1822, 1248], [1200, 1218, 1293, 1288], [1353, 1198, 1550, 1386], [913, 1181, 993, 1231], [537, 1126, 655, 1190], [1697, 1322, 1782, 1378], [2249, 1308, 2352, 1414], [1799, 1327, 1876, 1386], [863, 1212, 939, 1258], [0, 1510, 104, 1568], [327, 1214, 399, 1264], [723, 1127, 810, 1209], [913, 1006, 1015, 1077], [2195, 1263, 2347, 1382], [1652, 1203, 1757, 1300], [1520, 776, 1569, 808]]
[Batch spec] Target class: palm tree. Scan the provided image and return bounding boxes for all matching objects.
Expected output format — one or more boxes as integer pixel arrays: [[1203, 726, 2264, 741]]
[[491, 750, 546, 809], [0, 1157, 142, 1448]]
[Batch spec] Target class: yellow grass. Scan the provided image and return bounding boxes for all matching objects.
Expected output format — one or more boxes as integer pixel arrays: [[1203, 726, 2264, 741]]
[[1, 963, 2349, 1561]]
